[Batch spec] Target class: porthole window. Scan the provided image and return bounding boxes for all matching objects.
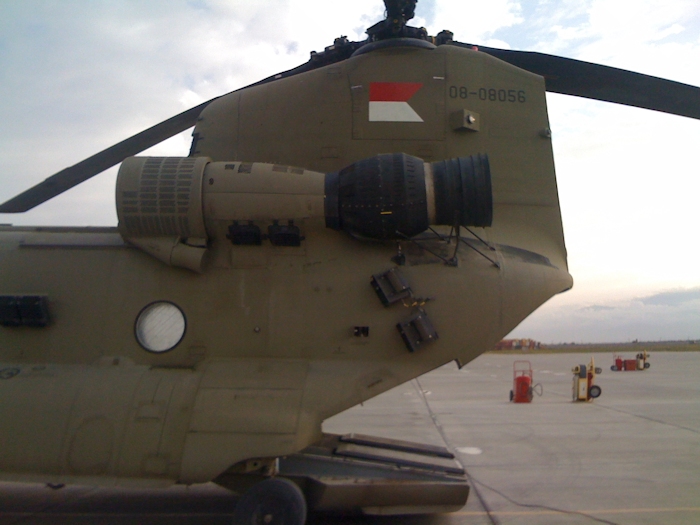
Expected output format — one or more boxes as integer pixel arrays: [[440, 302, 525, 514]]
[[135, 301, 186, 353]]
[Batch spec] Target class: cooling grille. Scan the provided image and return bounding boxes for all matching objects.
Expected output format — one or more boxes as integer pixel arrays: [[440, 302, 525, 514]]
[[120, 157, 199, 237]]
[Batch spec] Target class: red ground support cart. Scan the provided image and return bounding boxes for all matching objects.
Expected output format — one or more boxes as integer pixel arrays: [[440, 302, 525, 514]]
[[611, 350, 651, 371], [510, 360, 542, 403]]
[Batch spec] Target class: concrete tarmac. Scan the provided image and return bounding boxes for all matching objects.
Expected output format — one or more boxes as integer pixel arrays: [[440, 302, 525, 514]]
[[1, 351, 699, 525]]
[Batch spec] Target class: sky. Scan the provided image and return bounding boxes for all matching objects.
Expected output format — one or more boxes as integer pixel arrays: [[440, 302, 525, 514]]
[[0, 0, 699, 343]]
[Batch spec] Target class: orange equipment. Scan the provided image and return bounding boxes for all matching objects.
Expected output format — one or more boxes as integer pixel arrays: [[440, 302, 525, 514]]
[[572, 357, 603, 401]]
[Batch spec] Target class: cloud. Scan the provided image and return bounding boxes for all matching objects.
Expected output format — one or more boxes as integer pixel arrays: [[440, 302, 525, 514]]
[[581, 305, 615, 311], [641, 288, 700, 306], [510, 286, 700, 343], [427, 0, 523, 43]]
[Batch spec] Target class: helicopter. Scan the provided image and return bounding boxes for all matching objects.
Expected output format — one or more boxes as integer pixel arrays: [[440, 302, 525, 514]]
[[1, 1, 699, 524]]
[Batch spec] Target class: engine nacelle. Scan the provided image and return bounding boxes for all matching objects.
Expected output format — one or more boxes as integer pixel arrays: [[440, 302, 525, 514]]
[[116, 153, 492, 271]]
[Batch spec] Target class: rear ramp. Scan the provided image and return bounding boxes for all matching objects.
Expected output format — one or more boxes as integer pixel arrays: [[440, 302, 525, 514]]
[[279, 433, 469, 515]]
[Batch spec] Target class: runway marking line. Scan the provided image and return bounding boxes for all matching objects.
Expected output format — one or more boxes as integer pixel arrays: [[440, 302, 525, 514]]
[[453, 507, 700, 516]]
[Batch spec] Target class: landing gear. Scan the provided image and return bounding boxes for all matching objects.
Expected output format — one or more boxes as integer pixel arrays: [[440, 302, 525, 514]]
[[232, 477, 307, 525]]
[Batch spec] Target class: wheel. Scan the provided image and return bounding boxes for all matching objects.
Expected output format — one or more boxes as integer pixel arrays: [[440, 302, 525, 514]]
[[232, 477, 307, 525], [589, 385, 602, 399], [645, 362, 650, 369], [611, 365, 618, 371], [509, 390, 513, 401]]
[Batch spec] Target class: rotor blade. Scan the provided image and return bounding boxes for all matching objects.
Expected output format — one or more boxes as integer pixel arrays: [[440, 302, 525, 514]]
[[451, 42, 700, 120], [0, 99, 221, 213]]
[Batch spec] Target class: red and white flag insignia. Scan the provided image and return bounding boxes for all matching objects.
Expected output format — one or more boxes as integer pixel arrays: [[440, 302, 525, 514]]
[[369, 82, 424, 122]]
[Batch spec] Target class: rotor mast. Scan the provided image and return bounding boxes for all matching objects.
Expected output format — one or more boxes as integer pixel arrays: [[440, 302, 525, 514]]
[[367, 0, 426, 40]]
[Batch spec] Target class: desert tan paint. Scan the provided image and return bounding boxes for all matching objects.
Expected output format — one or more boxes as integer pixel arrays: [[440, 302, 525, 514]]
[[0, 44, 571, 486]]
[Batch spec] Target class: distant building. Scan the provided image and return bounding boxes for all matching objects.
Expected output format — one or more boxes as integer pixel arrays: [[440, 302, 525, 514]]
[[494, 338, 541, 350]]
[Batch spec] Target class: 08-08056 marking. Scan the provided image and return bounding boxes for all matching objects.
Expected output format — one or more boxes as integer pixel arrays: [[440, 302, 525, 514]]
[[449, 86, 526, 103]]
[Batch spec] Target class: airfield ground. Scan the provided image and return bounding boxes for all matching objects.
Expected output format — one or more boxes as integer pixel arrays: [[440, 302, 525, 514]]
[[496, 340, 699, 354], [1, 350, 698, 525]]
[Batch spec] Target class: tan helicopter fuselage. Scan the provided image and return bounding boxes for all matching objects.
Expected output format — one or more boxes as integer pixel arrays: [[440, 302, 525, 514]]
[[0, 43, 571, 487]]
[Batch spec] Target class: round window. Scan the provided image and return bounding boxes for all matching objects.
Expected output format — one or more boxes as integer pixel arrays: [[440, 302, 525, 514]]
[[135, 301, 186, 352]]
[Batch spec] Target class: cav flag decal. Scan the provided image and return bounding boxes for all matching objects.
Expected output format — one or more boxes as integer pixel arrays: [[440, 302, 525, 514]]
[[369, 82, 424, 122]]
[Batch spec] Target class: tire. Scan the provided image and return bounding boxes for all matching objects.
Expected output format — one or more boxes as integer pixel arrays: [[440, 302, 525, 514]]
[[645, 362, 650, 369], [232, 477, 307, 525], [589, 385, 602, 399], [510, 390, 514, 401], [611, 366, 618, 371]]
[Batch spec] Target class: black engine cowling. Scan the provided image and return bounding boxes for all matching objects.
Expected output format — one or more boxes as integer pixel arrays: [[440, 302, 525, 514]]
[[325, 153, 491, 240]]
